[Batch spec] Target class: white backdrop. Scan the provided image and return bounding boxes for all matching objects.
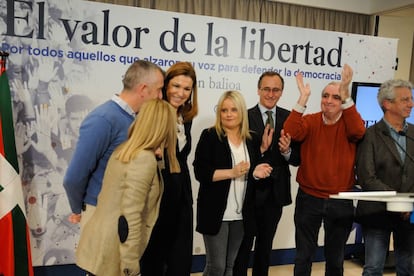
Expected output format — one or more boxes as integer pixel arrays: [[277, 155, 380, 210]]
[[0, 0, 397, 266]]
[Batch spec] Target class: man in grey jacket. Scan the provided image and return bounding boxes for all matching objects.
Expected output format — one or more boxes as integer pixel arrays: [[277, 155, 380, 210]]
[[356, 79, 414, 276]]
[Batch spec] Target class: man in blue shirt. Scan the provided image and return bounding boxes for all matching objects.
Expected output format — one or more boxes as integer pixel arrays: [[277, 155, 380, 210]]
[[63, 60, 164, 230]]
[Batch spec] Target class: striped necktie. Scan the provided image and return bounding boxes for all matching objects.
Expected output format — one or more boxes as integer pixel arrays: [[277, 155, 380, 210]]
[[266, 110, 274, 129]]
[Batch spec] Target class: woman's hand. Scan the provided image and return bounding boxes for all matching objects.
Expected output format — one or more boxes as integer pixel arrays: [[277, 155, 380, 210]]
[[154, 147, 162, 159], [68, 213, 81, 224], [233, 161, 250, 178], [252, 163, 273, 179]]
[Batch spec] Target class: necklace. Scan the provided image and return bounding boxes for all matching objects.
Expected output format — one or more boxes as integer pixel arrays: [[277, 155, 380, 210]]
[[177, 115, 186, 151], [229, 140, 248, 214], [177, 114, 184, 134]]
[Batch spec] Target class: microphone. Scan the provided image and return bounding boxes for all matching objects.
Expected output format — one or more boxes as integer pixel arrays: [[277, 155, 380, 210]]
[[382, 130, 414, 163]]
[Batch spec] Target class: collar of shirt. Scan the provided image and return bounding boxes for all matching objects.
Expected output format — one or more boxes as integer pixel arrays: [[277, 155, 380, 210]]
[[383, 117, 408, 136], [111, 94, 136, 118], [383, 118, 407, 160]]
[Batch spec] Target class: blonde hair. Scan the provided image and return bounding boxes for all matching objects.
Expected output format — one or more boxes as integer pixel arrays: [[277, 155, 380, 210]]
[[115, 99, 180, 173], [214, 90, 251, 141]]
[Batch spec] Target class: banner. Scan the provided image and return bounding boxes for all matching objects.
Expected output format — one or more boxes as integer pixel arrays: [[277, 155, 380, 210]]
[[0, 0, 397, 266]]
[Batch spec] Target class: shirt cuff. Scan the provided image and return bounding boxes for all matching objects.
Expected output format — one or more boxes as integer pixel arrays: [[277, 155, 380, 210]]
[[281, 147, 292, 160], [341, 97, 354, 109], [293, 103, 306, 113]]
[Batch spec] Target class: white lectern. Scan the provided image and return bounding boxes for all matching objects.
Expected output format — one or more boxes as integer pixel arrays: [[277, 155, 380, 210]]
[[330, 191, 414, 212]]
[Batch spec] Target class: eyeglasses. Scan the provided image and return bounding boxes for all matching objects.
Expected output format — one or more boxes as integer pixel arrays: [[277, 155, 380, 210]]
[[260, 87, 282, 93]]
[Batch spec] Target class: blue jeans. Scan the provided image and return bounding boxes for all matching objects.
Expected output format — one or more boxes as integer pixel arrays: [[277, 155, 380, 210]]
[[362, 218, 414, 276], [294, 189, 354, 276], [203, 220, 244, 276]]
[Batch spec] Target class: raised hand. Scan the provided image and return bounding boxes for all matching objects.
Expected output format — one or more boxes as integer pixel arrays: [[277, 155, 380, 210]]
[[278, 129, 291, 154], [260, 124, 274, 153], [11, 79, 32, 105], [48, 20, 68, 46], [48, 81, 66, 113], [31, 105, 59, 165], [15, 122, 32, 155], [28, 56, 59, 89], [11, 79, 35, 120], [37, 56, 59, 83], [295, 71, 311, 107], [339, 64, 353, 100]]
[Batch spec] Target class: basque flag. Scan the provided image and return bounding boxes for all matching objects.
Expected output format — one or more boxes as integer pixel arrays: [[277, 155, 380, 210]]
[[0, 55, 34, 276]]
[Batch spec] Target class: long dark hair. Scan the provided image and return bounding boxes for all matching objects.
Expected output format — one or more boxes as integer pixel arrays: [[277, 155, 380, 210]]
[[163, 61, 198, 122]]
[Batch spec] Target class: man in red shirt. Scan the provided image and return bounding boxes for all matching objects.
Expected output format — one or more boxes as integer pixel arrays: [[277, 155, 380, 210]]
[[283, 64, 365, 276]]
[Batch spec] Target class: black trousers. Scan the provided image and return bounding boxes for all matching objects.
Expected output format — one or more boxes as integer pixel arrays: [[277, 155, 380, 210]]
[[140, 202, 193, 276], [293, 188, 354, 276], [234, 196, 283, 276]]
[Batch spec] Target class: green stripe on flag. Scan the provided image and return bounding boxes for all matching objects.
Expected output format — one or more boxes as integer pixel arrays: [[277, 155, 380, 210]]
[[12, 205, 30, 276], [0, 72, 19, 173]]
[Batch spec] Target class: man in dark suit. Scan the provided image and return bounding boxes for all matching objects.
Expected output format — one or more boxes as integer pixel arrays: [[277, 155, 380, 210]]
[[234, 71, 300, 276], [356, 79, 414, 275]]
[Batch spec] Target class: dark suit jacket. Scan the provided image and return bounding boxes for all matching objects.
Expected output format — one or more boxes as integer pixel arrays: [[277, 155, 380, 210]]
[[193, 128, 263, 235], [248, 105, 300, 206], [356, 119, 414, 227], [151, 120, 193, 233], [160, 120, 193, 214]]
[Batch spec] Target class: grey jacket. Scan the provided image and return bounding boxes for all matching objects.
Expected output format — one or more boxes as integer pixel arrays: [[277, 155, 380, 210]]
[[355, 119, 414, 226]]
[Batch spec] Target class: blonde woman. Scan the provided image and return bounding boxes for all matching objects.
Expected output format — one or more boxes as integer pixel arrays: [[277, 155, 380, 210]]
[[75, 99, 179, 276], [193, 91, 273, 276]]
